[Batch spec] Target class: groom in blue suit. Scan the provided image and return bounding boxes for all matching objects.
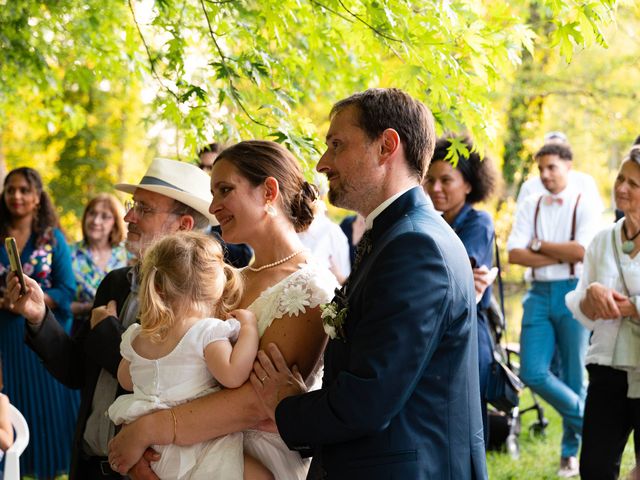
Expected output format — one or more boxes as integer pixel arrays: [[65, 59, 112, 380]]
[[252, 88, 488, 479]]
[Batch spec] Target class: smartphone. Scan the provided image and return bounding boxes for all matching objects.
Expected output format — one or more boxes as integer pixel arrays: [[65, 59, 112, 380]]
[[5, 237, 27, 293]]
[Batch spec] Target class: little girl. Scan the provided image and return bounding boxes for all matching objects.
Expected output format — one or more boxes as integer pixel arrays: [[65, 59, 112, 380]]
[[108, 231, 271, 480]]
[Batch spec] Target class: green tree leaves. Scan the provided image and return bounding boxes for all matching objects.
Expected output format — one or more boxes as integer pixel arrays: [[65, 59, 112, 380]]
[[0, 0, 620, 224]]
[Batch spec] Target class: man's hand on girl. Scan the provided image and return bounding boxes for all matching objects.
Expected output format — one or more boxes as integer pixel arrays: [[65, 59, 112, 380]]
[[250, 343, 307, 421]]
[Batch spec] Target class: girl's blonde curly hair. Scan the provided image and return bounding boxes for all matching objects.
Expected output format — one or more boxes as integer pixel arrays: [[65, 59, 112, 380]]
[[139, 231, 243, 343]]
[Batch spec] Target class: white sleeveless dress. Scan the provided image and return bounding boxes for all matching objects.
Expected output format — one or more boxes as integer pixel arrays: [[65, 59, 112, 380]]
[[108, 318, 244, 480], [243, 260, 337, 480]]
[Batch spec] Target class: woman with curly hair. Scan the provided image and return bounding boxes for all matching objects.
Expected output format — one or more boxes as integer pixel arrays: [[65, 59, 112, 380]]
[[424, 135, 498, 444], [0, 167, 78, 478]]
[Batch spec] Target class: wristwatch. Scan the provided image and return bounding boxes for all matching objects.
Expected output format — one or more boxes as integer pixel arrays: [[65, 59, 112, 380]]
[[530, 238, 542, 252]]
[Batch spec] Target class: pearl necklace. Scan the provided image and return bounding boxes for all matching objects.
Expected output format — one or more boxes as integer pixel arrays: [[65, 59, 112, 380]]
[[248, 250, 304, 272]]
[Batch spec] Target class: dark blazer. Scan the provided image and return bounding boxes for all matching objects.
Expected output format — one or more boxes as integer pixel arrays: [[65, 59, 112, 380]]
[[25, 266, 132, 479], [210, 225, 253, 268], [276, 187, 488, 479]]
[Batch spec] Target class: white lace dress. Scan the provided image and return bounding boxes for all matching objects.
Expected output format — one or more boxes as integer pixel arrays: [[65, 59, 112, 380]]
[[243, 260, 338, 480], [108, 319, 244, 480]]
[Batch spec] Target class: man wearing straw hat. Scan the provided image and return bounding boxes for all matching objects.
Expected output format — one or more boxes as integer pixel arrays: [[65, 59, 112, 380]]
[[8, 158, 216, 479]]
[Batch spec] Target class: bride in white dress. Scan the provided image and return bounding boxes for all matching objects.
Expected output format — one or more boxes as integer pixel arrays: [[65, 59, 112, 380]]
[[108, 140, 338, 480], [244, 259, 335, 478]]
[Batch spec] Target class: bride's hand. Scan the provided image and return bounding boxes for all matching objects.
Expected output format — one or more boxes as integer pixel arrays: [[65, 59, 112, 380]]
[[108, 418, 159, 475]]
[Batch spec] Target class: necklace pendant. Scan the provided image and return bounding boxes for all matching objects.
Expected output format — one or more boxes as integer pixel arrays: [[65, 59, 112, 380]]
[[623, 240, 635, 254]]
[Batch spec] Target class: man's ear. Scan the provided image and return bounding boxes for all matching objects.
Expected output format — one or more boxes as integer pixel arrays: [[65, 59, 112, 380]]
[[264, 176, 280, 202], [379, 128, 401, 164], [178, 215, 195, 231]]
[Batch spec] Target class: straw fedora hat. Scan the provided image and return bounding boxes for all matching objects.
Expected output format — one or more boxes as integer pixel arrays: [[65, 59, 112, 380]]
[[115, 158, 218, 226]]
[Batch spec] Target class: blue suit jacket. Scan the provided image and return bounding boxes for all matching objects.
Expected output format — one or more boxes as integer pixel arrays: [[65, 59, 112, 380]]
[[276, 187, 488, 479]]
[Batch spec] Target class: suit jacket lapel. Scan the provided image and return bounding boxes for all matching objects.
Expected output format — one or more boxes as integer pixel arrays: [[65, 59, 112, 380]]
[[346, 187, 431, 295]]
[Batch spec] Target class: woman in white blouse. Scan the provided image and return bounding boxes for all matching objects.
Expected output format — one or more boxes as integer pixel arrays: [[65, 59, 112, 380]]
[[566, 145, 640, 480]]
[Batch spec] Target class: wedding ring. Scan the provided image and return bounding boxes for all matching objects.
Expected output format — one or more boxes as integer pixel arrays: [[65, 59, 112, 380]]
[[111, 462, 118, 471], [260, 376, 268, 382]]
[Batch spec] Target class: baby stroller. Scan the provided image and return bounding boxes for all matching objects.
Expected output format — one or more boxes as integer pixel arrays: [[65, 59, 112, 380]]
[[486, 247, 548, 459]]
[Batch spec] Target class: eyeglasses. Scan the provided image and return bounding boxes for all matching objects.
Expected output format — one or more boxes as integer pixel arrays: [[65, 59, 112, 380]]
[[124, 200, 177, 219], [86, 211, 114, 222]]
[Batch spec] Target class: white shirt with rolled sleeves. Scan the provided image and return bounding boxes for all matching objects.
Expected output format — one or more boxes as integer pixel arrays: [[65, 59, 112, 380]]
[[507, 184, 603, 282]]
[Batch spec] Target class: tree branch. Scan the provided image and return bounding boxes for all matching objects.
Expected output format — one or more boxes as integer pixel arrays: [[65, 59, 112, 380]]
[[310, 0, 404, 59], [127, 0, 179, 101], [308, 0, 353, 23], [199, 0, 273, 129], [336, 0, 402, 43]]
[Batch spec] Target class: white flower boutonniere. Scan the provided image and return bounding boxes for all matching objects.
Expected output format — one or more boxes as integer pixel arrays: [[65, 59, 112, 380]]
[[320, 288, 348, 341]]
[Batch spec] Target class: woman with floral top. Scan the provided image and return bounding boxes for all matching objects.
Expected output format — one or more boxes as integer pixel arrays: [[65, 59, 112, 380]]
[[0, 167, 78, 479], [70, 194, 130, 334]]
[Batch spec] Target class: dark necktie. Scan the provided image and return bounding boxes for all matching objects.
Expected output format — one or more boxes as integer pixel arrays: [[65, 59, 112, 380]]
[[352, 229, 373, 272]]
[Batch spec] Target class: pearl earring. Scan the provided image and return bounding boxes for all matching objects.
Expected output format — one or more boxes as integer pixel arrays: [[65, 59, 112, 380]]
[[265, 201, 277, 217]]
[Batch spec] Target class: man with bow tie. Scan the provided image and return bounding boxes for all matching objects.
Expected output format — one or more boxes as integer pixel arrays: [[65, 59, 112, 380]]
[[507, 142, 602, 478], [251, 88, 488, 479]]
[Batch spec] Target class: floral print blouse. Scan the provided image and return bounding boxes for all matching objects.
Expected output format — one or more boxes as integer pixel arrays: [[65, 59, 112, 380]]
[[70, 240, 130, 306]]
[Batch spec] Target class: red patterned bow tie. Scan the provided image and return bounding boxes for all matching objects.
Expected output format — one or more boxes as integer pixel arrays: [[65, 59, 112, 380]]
[[544, 195, 563, 206]]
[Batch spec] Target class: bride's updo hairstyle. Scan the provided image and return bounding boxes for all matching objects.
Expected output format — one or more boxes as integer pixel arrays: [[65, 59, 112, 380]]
[[214, 140, 318, 232]]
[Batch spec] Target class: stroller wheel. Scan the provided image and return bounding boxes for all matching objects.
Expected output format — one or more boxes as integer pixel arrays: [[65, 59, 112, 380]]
[[529, 420, 548, 437]]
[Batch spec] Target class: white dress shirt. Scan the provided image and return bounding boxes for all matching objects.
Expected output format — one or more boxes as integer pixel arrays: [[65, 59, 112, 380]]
[[507, 184, 602, 281], [299, 202, 351, 279], [365, 186, 418, 230]]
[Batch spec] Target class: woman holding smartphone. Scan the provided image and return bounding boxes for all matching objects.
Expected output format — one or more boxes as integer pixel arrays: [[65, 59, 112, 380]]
[[0, 167, 78, 479]]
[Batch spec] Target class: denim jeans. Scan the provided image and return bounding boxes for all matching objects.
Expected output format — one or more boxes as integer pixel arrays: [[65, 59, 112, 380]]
[[519, 279, 588, 458]]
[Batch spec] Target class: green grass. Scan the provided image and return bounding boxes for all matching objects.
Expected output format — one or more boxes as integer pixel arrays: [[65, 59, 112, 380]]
[[488, 284, 637, 478], [23, 477, 68, 480], [487, 384, 637, 479]]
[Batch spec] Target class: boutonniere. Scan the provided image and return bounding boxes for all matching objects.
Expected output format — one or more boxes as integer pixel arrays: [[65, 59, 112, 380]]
[[320, 287, 348, 341]]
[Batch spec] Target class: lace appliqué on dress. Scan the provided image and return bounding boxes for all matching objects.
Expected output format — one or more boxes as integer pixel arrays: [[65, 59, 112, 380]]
[[248, 261, 338, 337]]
